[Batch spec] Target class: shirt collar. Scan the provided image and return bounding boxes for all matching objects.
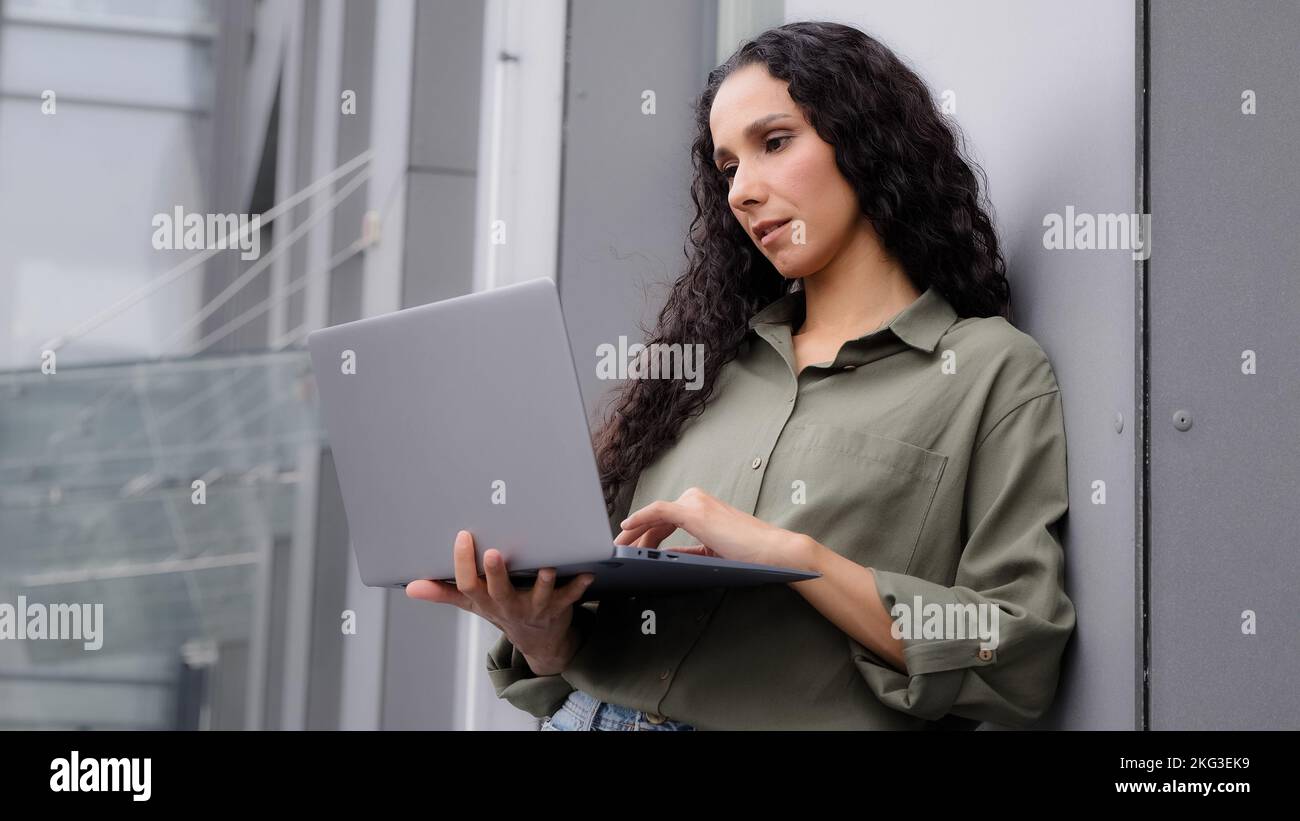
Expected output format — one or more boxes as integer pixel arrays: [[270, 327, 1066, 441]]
[[747, 284, 958, 354]]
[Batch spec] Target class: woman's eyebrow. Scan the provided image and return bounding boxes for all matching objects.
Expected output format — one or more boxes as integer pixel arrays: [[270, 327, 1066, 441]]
[[713, 113, 795, 164]]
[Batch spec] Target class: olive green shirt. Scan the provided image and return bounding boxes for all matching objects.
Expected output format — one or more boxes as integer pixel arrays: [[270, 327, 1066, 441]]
[[487, 285, 1075, 730]]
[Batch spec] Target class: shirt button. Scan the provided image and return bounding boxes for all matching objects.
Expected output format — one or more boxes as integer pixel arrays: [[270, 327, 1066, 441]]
[[660, 669, 671, 680], [977, 648, 993, 662], [750, 456, 762, 469], [843, 364, 856, 371], [644, 711, 667, 724]]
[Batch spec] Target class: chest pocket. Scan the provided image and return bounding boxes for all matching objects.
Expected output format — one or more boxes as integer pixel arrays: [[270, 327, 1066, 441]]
[[764, 421, 947, 574]]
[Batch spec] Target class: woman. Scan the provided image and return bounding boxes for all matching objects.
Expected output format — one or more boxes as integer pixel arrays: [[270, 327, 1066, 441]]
[[406, 21, 1075, 731]]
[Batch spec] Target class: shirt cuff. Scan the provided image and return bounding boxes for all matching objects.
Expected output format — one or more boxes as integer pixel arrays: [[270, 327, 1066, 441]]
[[873, 568, 999, 674], [485, 602, 598, 719], [849, 568, 997, 722]]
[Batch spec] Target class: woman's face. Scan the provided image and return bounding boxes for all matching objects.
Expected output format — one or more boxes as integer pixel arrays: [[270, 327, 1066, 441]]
[[709, 63, 864, 281]]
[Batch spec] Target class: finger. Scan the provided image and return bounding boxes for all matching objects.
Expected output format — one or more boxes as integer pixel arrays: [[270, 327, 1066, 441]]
[[452, 530, 486, 605], [617, 522, 676, 548], [530, 566, 557, 611], [618, 500, 669, 530], [618, 522, 670, 548], [663, 544, 710, 555], [557, 572, 597, 608], [405, 579, 472, 609], [636, 524, 679, 548], [482, 548, 515, 604], [622, 502, 694, 538]]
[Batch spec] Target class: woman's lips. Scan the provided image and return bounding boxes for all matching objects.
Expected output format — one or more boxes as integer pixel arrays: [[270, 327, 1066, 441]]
[[759, 219, 791, 247]]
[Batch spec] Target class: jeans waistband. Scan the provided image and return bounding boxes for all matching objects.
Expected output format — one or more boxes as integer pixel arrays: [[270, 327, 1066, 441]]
[[558, 688, 696, 731]]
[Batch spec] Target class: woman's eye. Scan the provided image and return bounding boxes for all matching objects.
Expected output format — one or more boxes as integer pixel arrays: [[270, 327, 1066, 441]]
[[721, 135, 791, 181], [765, 135, 792, 152]]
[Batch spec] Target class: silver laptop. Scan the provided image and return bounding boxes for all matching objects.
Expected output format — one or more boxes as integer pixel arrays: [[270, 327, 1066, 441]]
[[305, 276, 819, 598]]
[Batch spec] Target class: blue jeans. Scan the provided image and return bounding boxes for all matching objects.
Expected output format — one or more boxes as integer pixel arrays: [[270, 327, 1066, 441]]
[[540, 688, 696, 731]]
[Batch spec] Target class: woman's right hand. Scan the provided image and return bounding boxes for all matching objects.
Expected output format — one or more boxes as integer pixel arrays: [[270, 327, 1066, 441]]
[[405, 530, 595, 675]]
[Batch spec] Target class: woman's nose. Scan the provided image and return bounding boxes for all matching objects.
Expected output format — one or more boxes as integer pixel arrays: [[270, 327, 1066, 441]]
[[727, 167, 764, 211]]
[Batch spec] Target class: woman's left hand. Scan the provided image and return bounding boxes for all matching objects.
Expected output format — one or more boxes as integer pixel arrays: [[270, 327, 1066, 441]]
[[615, 486, 810, 568]]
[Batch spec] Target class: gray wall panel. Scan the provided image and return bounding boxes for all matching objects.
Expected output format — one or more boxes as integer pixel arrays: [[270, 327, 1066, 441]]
[[1147, 0, 1300, 729], [409, 0, 483, 173], [559, 0, 718, 424], [403, 172, 480, 308]]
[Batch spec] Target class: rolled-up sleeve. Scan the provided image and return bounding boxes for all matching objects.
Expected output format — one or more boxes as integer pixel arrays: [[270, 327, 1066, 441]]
[[486, 601, 598, 718], [851, 389, 1076, 728]]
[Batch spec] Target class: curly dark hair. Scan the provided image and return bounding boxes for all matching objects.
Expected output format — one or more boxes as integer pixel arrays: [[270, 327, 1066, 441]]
[[592, 20, 1011, 519]]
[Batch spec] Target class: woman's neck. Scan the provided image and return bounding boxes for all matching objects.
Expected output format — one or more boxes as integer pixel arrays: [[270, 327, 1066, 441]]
[[794, 266, 920, 339]]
